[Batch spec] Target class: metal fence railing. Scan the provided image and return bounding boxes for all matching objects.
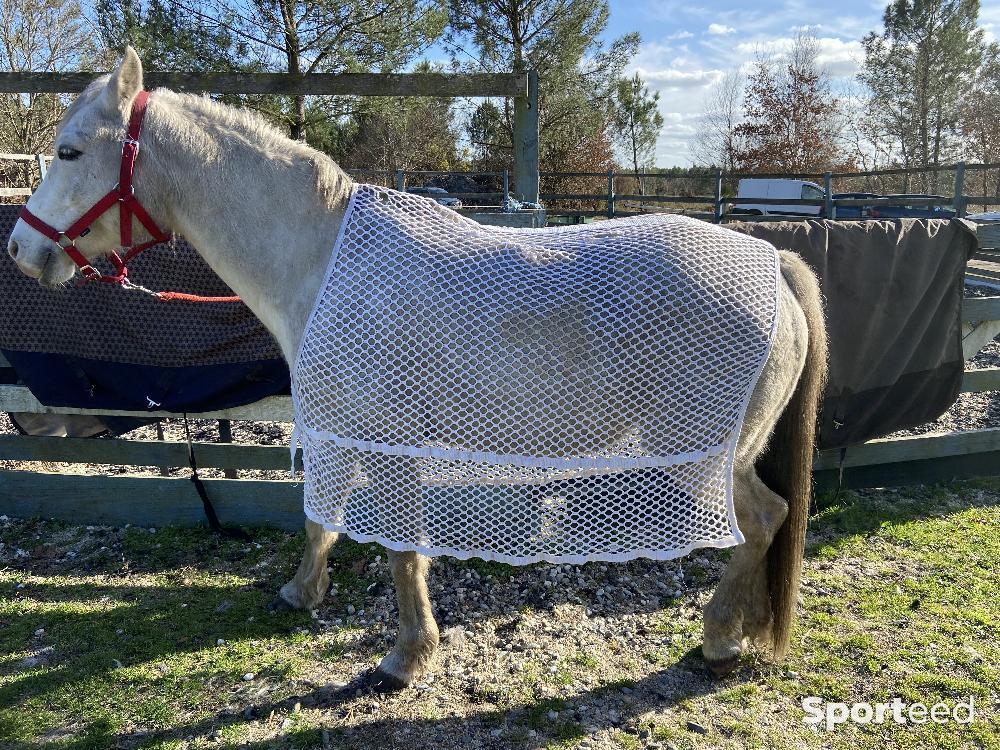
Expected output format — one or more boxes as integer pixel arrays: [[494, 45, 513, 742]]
[[7, 157, 1000, 219]]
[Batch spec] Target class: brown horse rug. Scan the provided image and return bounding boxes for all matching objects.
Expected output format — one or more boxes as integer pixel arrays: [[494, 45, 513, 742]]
[[729, 217, 977, 449]]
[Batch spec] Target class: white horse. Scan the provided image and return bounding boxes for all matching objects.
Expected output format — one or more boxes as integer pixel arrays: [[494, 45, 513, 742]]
[[7, 49, 827, 689]]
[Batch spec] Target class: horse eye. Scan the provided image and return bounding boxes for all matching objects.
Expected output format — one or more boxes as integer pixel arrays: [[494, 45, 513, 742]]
[[57, 146, 82, 161]]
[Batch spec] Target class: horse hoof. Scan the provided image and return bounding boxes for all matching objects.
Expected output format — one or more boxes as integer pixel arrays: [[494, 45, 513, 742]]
[[705, 653, 740, 677], [268, 595, 295, 613], [362, 667, 410, 693]]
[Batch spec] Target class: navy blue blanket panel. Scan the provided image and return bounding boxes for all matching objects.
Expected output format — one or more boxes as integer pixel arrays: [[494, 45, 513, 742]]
[[1, 350, 289, 413]]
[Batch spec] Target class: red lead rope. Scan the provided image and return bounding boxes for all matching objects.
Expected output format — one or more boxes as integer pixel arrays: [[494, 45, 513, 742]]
[[18, 91, 240, 304]]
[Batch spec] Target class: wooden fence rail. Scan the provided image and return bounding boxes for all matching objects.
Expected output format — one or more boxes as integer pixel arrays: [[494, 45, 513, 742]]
[[0, 71, 528, 97]]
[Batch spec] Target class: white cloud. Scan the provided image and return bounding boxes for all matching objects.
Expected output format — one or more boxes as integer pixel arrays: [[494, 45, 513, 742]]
[[638, 67, 725, 89], [618, 0, 884, 166], [733, 36, 863, 77], [707, 23, 736, 35]]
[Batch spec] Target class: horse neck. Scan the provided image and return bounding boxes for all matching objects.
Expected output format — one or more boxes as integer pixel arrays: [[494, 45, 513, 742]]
[[141, 94, 352, 364]]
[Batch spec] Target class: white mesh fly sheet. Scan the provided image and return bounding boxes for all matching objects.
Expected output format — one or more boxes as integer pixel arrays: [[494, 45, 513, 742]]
[[292, 185, 780, 564]]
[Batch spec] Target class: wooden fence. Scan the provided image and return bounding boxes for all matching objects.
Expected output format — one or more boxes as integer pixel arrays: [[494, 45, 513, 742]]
[[0, 70, 540, 203], [0, 293, 996, 530]]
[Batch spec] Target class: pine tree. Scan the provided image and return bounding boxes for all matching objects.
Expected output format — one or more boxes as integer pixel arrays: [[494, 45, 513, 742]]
[[611, 73, 664, 195], [860, 0, 986, 190], [445, 0, 639, 176]]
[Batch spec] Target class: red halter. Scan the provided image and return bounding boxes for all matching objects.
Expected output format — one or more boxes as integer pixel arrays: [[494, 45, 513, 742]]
[[18, 91, 238, 303]]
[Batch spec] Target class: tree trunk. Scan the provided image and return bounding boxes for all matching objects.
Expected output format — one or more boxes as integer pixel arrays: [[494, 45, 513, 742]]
[[630, 114, 643, 196], [279, 0, 306, 141]]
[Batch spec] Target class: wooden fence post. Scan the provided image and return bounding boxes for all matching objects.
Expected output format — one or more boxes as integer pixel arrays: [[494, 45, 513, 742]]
[[607, 170, 615, 219], [953, 162, 967, 218], [155, 420, 170, 477], [713, 170, 723, 223], [513, 70, 539, 203], [394, 169, 405, 192], [824, 172, 834, 219], [502, 169, 509, 200], [218, 420, 237, 479], [35, 153, 46, 182]]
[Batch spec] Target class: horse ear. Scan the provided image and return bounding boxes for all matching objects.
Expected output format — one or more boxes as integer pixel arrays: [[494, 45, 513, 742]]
[[103, 46, 144, 112]]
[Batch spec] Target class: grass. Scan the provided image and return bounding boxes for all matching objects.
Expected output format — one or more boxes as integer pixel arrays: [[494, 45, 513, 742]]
[[0, 479, 998, 749]]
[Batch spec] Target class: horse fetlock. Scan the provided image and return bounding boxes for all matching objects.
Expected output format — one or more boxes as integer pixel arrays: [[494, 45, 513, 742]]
[[278, 568, 329, 610], [377, 633, 439, 688]]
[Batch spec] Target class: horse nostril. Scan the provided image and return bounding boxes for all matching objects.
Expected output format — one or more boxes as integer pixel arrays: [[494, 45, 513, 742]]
[[7, 239, 18, 259]]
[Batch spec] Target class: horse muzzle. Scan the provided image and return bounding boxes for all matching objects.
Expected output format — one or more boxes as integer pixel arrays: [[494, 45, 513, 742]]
[[7, 231, 75, 285]]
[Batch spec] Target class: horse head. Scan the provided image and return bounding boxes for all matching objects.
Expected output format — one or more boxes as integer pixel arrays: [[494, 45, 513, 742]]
[[7, 48, 152, 287]]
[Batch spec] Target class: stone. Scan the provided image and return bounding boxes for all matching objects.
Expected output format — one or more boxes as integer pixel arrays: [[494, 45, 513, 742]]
[[686, 721, 707, 735], [441, 625, 467, 648]]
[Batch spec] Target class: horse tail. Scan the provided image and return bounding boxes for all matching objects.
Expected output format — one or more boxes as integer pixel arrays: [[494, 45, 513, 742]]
[[758, 250, 828, 660]]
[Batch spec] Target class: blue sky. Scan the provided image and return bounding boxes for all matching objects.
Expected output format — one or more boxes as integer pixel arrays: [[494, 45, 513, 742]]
[[599, 0, 1000, 166]]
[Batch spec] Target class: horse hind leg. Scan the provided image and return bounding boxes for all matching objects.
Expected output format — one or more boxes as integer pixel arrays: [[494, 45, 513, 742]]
[[702, 250, 825, 674], [702, 467, 786, 673]]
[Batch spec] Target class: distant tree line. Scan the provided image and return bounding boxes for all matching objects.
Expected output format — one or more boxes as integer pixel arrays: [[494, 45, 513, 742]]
[[692, 0, 999, 194]]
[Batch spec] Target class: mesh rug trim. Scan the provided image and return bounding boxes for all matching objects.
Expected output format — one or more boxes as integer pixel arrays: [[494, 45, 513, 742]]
[[292, 184, 781, 564], [301, 503, 745, 566]]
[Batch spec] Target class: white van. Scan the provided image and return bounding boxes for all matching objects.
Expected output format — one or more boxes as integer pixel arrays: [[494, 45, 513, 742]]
[[733, 178, 826, 216]]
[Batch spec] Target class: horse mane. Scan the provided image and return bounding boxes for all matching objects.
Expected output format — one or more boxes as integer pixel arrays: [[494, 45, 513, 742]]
[[52, 84, 347, 213], [153, 89, 352, 210]]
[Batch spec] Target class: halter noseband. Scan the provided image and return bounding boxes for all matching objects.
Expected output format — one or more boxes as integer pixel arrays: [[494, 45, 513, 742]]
[[18, 91, 171, 285]]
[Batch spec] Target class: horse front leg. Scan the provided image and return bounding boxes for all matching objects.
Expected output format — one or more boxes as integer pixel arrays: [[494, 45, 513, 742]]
[[702, 467, 787, 675], [275, 519, 339, 610], [368, 549, 439, 690], [364, 452, 439, 690]]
